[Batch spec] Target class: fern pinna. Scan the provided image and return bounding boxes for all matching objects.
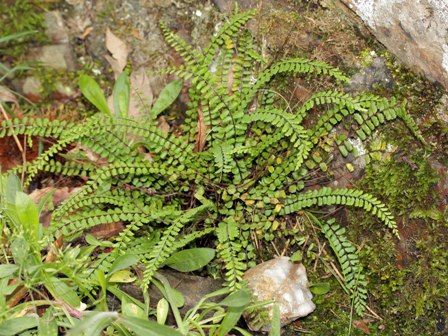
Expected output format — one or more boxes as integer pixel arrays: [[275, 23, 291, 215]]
[[0, 10, 424, 316]]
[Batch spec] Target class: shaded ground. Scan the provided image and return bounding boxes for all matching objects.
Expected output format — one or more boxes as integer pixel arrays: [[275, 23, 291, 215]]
[[0, 0, 447, 335]]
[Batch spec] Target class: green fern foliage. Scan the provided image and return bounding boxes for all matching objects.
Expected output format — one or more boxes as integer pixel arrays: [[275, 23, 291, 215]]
[[0, 10, 425, 319], [321, 219, 367, 316]]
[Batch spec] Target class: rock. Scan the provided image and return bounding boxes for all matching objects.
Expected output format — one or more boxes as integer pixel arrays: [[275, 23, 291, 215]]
[[30, 44, 76, 71], [21, 77, 43, 103], [347, 56, 394, 92], [338, 0, 448, 90], [45, 11, 69, 44], [434, 94, 448, 125], [243, 257, 315, 331], [53, 82, 76, 101], [121, 269, 224, 316]]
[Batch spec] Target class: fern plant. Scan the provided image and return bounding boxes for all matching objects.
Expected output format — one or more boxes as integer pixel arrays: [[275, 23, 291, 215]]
[[0, 10, 424, 319]]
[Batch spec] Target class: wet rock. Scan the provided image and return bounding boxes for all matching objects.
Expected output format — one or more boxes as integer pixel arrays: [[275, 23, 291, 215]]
[[243, 257, 315, 331], [45, 11, 69, 44], [347, 56, 394, 92], [338, 0, 448, 90], [30, 44, 76, 71]]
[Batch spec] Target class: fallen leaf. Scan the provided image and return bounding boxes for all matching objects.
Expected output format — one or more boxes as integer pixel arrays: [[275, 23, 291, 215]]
[[105, 28, 129, 77], [30, 186, 81, 227], [157, 116, 170, 133], [80, 26, 93, 40], [128, 68, 153, 118], [194, 104, 207, 152], [353, 320, 371, 334], [90, 222, 124, 239], [0, 86, 18, 104]]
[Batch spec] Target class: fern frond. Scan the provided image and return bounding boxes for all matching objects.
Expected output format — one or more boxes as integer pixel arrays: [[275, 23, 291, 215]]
[[0, 117, 74, 138], [321, 219, 367, 316], [141, 203, 211, 289], [160, 21, 199, 66], [281, 187, 398, 236], [203, 9, 256, 63], [216, 219, 246, 291]]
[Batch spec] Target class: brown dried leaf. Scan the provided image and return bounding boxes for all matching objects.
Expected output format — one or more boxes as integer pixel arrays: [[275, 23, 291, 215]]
[[157, 116, 170, 133], [90, 222, 124, 239], [194, 104, 207, 152], [0, 85, 18, 104], [128, 68, 153, 118], [105, 28, 129, 77], [353, 320, 371, 334]]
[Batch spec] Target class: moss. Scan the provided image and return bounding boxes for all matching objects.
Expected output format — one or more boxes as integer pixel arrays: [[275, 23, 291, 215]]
[[336, 150, 448, 335]]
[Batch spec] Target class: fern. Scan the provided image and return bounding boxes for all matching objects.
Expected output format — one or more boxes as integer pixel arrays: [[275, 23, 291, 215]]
[[141, 202, 211, 288], [321, 219, 367, 316], [0, 10, 427, 322], [216, 219, 246, 291]]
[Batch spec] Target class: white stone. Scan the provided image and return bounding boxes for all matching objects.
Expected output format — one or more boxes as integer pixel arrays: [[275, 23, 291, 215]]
[[340, 0, 448, 89], [243, 257, 315, 331]]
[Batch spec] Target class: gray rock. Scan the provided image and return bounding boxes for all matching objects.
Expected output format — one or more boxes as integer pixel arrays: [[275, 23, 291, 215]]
[[338, 0, 448, 89], [347, 57, 394, 92], [45, 11, 69, 44], [30, 44, 76, 71], [243, 257, 315, 332], [434, 94, 448, 125], [21, 77, 42, 103], [121, 270, 224, 315]]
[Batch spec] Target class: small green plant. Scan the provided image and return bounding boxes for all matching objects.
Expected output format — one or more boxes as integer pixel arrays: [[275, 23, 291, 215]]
[[0, 9, 426, 332]]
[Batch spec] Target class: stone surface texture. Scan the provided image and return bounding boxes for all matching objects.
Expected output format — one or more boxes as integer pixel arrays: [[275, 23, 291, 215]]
[[243, 257, 315, 331], [339, 0, 448, 89]]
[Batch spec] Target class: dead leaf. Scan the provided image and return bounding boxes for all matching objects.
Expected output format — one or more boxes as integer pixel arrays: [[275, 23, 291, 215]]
[[105, 28, 129, 77], [0, 86, 18, 104], [194, 104, 207, 152], [157, 116, 170, 133], [30, 186, 81, 227], [80, 26, 93, 40], [128, 68, 153, 118], [353, 320, 371, 334], [90, 222, 124, 239]]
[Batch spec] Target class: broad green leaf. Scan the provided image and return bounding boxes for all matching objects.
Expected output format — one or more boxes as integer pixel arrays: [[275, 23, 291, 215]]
[[113, 72, 130, 117], [78, 74, 110, 114], [38, 309, 58, 336], [120, 316, 183, 336], [0, 264, 19, 278], [219, 288, 251, 307], [10, 236, 29, 265], [216, 305, 245, 336], [156, 298, 169, 325], [67, 311, 118, 336], [122, 296, 146, 319], [109, 269, 136, 283], [15, 192, 39, 241], [269, 304, 281, 336], [108, 254, 140, 275], [153, 275, 185, 308], [3, 174, 20, 204], [164, 248, 215, 272], [45, 277, 81, 308], [310, 282, 331, 295], [0, 316, 38, 335], [150, 79, 182, 117]]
